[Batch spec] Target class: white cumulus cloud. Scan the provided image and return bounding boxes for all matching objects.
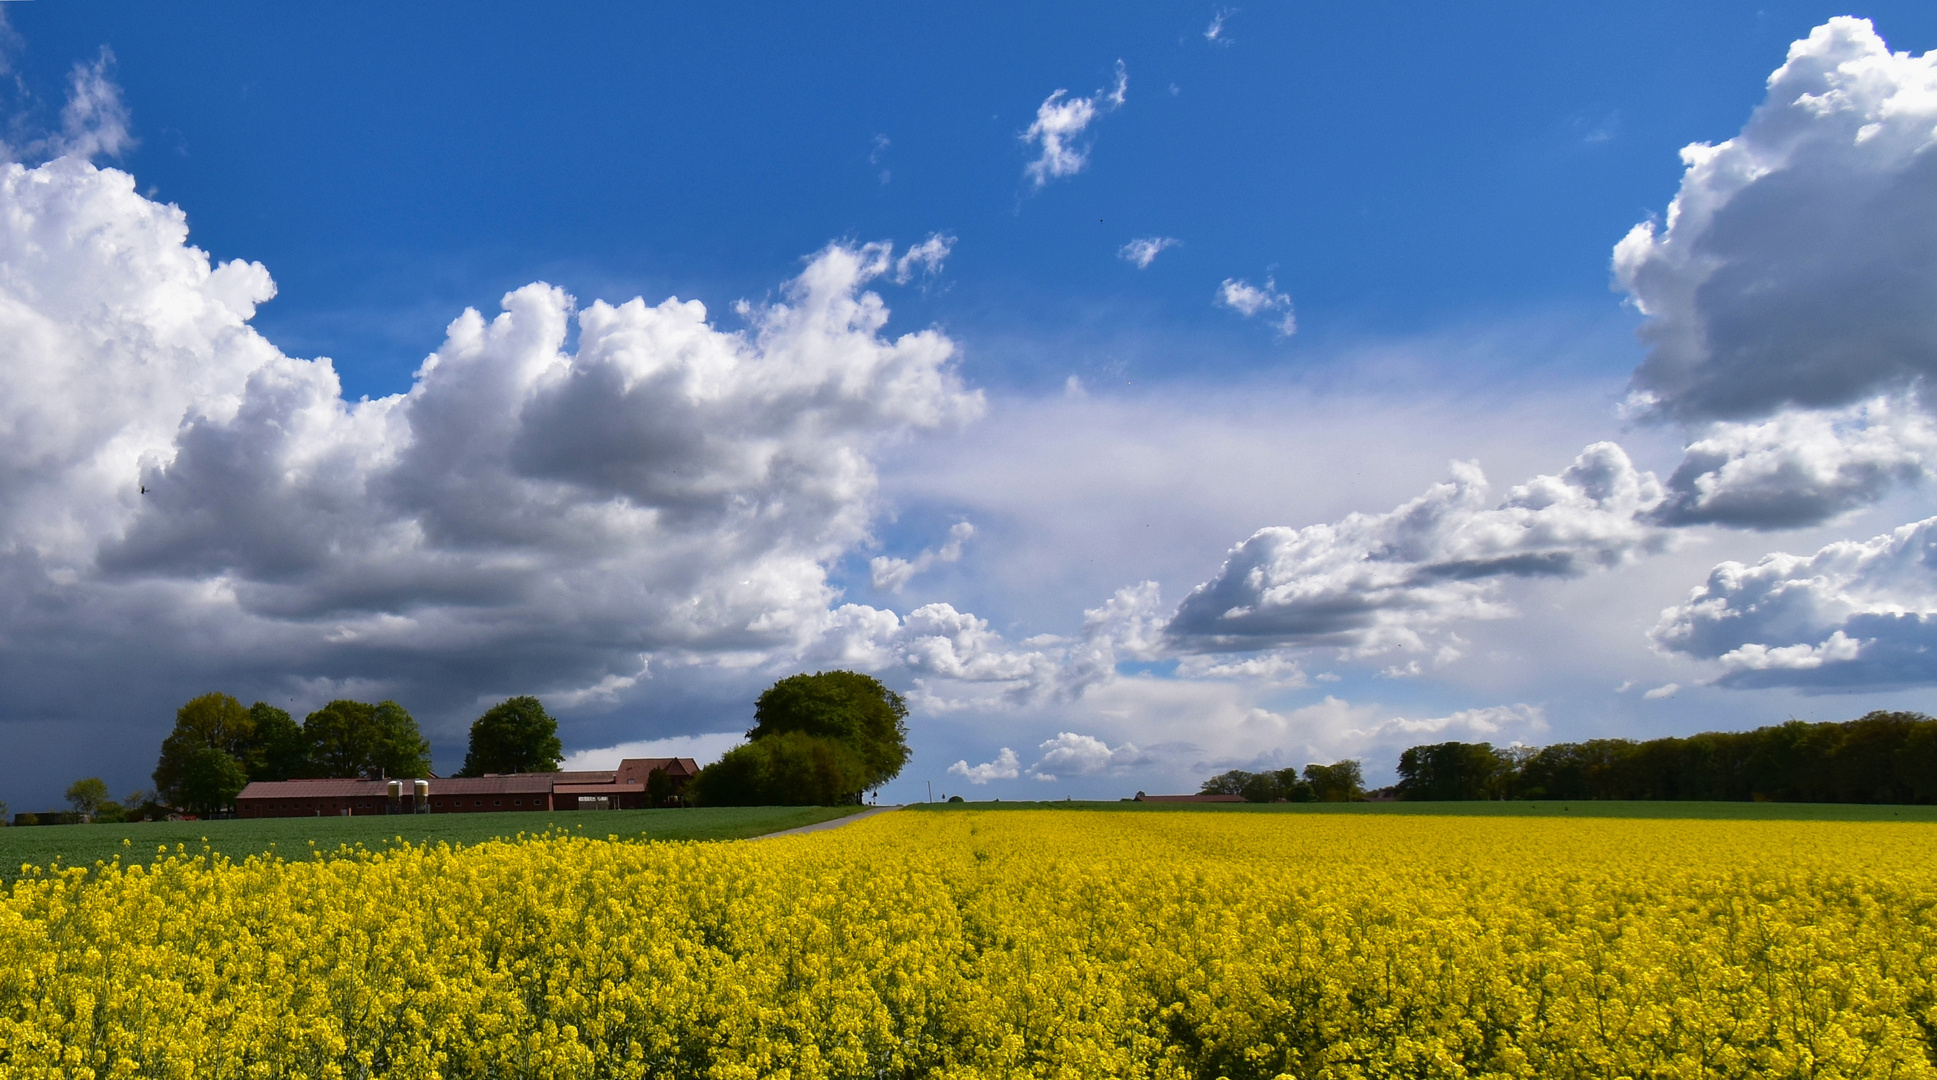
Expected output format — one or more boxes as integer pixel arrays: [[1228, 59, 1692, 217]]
[[1653, 396, 1937, 529], [1022, 61, 1127, 188], [1167, 443, 1666, 654], [1612, 19, 1937, 527], [1026, 731, 1149, 781], [949, 747, 1020, 784], [1617, 18, 1937, 423], [0, 150, 1000, 766], [805, 581, 1167, 710], [1653, 516, 1937, 688]]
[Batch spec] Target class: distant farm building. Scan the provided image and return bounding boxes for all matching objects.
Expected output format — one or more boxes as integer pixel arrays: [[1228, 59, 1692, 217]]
[[234, 757, 699, 817]]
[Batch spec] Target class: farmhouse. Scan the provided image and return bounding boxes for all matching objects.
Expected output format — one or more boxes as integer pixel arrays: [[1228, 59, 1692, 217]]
[[234, 757, 700, 817]]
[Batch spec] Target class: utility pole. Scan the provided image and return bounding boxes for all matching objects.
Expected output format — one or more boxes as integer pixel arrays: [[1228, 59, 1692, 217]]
[[926, 781, 932, 804]]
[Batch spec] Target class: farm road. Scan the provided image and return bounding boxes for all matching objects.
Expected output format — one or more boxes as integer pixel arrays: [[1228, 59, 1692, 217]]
[[754, 805, 902, 839]]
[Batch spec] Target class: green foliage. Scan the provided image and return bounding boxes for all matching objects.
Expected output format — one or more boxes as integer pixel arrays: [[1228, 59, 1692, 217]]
[[153, 693, 319, 811], [1395, 711, 1937, 803], [250, 703, 310, 781], [458, 696, 563, 776], [1396, 742, 1513, 801], [1200, 767, 1317, 803], [691, 732, 868, 807], [645, 768, 676, 808], [693, 670, 911, 805], [120, 790, 169, 823], [748, 670, 909, 790], [1303, 761, 1365, 803], [153, 693, 257, 807], [303, 700, 431, 780], [64, 778, 109, 820], [175, 747, 250, 815]]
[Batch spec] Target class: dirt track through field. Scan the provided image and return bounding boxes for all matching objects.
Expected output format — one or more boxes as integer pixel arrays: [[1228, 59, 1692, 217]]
[[753, 805, 902, 839]]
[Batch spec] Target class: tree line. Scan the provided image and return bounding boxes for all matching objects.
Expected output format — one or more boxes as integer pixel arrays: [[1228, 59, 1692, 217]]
[[1198, 760, 1366, 803], [143, 693, 566, 816], [21, 671, 904, 823], [1393, 711, 1937, 803]]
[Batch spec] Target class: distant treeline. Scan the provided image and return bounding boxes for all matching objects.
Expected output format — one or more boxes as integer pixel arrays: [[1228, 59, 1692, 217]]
[[1198, 761, 1366, 803], [1396, 711, 1937, 804]]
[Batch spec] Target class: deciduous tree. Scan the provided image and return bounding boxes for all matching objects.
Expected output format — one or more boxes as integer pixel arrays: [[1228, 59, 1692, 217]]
[[303, 700, 431, 779], [250, 703, 310, 781], [175, 747, 249, 815], [154, 693, 257, 809], [748, 671, 909, 791], [458, 696, 563, 776], [691, 731, 868, 806], [1303, 760, 1364, 803], [64, 777, 109, 821]]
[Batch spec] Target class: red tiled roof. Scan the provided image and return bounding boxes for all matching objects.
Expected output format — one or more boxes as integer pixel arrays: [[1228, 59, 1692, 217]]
[[238, 766, 692, 802], [614, 757, 700, 784], [238, 778, 388, 800], [426, 775, 558, 795], [472, 770, 615, 784]]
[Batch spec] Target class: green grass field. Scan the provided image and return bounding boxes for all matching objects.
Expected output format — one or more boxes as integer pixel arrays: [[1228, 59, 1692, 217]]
[[0, 805, 866, 881], [908, 799, 1937, 822]]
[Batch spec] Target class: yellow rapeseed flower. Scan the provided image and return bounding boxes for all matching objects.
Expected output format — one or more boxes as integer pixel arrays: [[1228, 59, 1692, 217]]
[[0, 812, 1931, 1078]]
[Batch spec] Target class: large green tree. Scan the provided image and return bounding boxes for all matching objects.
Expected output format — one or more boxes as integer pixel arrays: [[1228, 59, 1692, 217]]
[[175, 747, 250, 815], [303, 699, 431, 779], [458, 696, 563, 776], [747, 670, 909, 791], [250, 702, 311, 781], [64, 777, 110, 820], [1395, 742, 1508, 801], [1303, 760, 1364, 803], [690, 731, 868, 806], [154, 692, 258, 808]]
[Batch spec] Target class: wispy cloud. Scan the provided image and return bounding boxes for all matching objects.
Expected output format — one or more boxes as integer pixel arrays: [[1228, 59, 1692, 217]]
[[1204, 8, 1237, 45], [892, 232, 955, 285], [1119, 236, 1180, 269], [1215, 276, 1296, 336], [871, 521, 974, 592], [1022, 61, 1128, 188]]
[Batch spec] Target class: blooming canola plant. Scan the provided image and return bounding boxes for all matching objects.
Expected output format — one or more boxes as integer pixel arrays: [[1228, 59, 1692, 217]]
[[0, 811, 1932, 1078]]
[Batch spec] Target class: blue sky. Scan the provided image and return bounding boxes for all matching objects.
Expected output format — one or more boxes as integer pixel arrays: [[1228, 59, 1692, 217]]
[[21, 1, 1923, 395], [3, 2, 1937, 807]]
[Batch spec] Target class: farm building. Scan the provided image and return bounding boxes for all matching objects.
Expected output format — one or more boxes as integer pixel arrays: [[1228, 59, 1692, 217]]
[[234, 757, 700, 817]]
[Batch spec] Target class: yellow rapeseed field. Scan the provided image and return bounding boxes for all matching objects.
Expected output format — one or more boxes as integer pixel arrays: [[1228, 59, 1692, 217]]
[[1, 810, 1932, 1080]]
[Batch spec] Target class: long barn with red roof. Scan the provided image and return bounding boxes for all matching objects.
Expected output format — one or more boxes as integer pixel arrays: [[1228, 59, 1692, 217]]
[[233, 757, 700, 817]]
